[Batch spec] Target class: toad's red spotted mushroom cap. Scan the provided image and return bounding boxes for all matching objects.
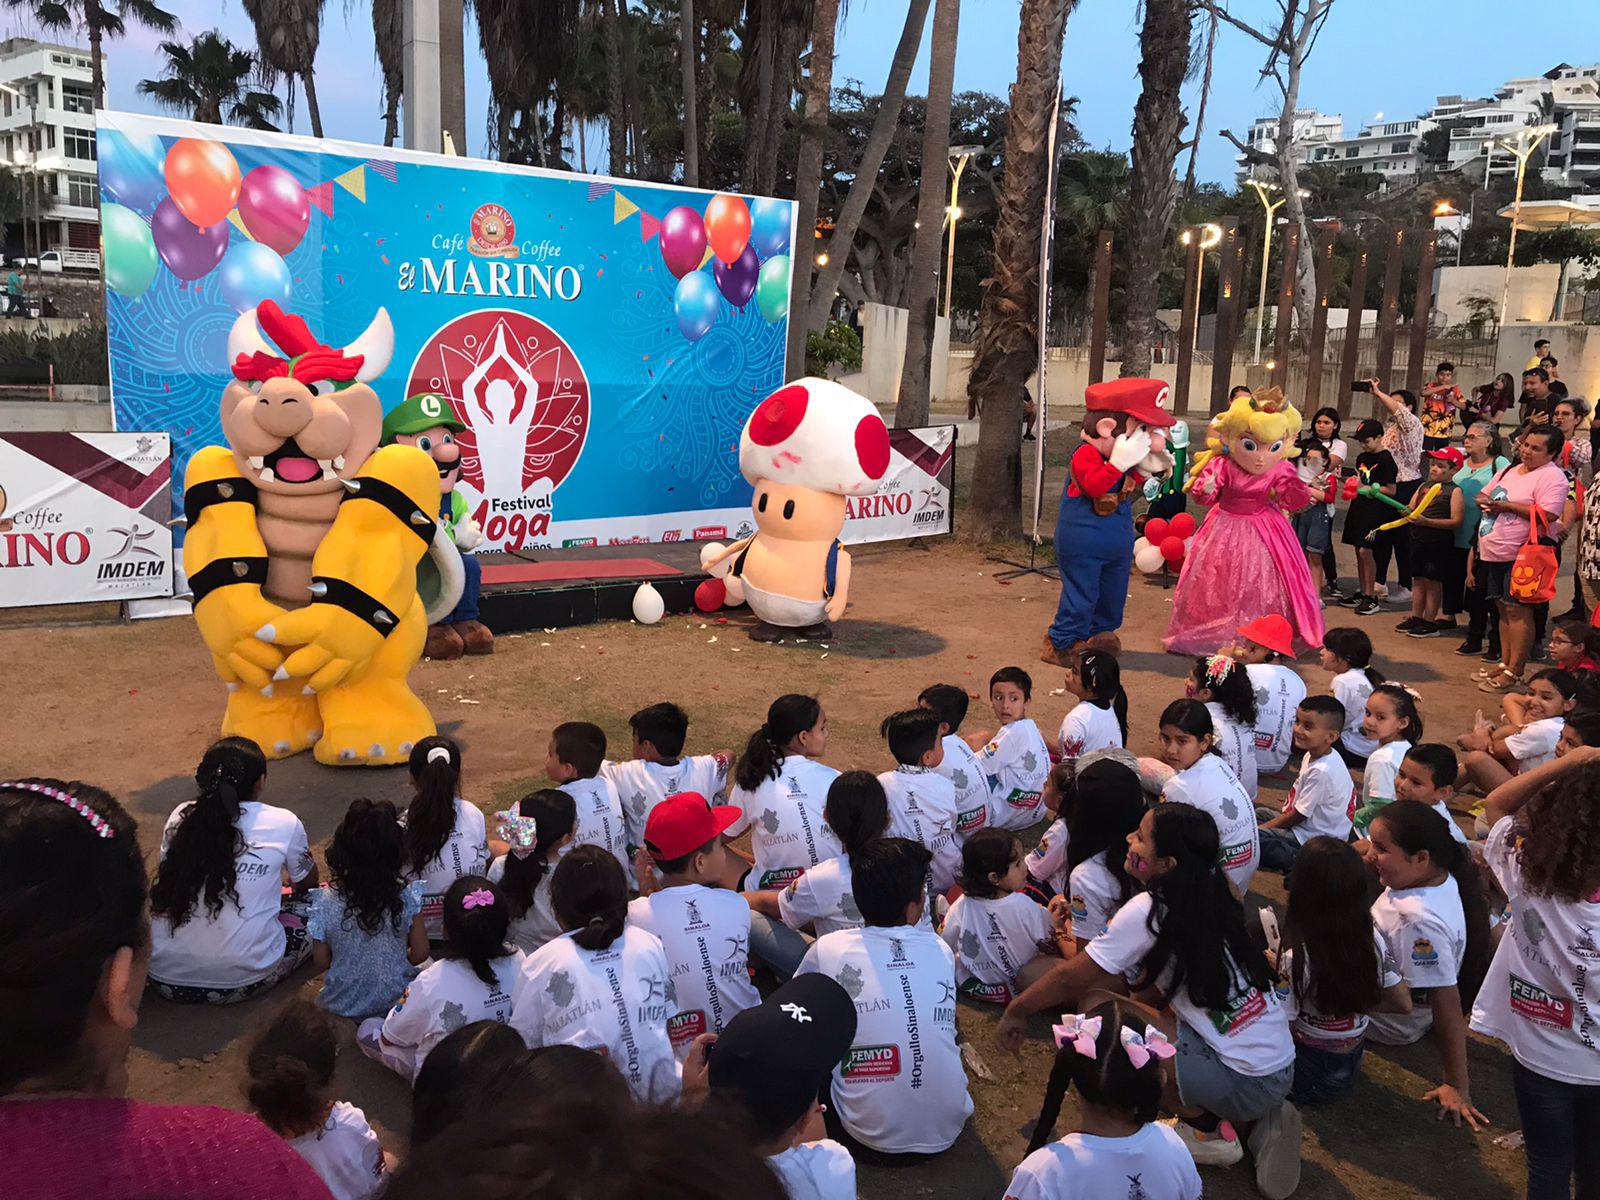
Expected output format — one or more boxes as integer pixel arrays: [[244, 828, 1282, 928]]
[[739, 378, 891, 497]]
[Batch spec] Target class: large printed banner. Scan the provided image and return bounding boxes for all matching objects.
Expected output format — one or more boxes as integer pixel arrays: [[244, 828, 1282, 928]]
[[842, 426, 956, 544], [0, 432, 173, 606], [98, 112, 797, 550]]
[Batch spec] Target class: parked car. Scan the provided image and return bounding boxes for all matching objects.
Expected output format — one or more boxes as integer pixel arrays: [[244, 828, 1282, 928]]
[[10, 248, 100, 273]]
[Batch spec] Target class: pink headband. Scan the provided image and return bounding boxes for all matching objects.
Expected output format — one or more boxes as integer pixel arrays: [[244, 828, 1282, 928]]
[[461, 888, 495, 910], [2, 780, 114, 839]]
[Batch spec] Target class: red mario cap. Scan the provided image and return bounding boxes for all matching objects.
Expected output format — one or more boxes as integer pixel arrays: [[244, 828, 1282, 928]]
[[643, 792, 742, 861], [1237, 614, 1296, 658], [1084, 378, 1176, 429], [1425, 446, 1465, 469]]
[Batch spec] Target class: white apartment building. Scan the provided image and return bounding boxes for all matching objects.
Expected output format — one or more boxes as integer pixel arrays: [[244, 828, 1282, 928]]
[[1305, 117, 1436, 183], [0, 37, 99, 257], [1234, 109, 1344, 183], [1543, 65, 1600, 183]]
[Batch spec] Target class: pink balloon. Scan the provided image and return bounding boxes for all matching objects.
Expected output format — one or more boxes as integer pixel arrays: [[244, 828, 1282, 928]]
[[660, 205, 708, 279], [237, 165, 309, 256]]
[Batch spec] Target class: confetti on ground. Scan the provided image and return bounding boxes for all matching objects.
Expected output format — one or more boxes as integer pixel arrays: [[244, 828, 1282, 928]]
[[707, 636, 718, 643]]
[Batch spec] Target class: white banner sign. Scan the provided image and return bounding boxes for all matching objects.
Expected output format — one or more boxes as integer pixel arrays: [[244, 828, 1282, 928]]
[[841, 425, 956, 545], [0, 432, 174, 607]]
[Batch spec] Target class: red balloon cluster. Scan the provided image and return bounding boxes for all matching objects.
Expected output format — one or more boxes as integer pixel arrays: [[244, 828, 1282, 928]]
[[1160, 536, 1187, 564], [1168, 512, 1196, 538], [1343, 475, 1361, 502], [694, 578, 727, 612]]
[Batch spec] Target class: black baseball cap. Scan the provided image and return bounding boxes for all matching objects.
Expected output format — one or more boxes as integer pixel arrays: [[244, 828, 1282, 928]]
[[1354, 419, 1384, 440], [708, 974, 857, 1136]]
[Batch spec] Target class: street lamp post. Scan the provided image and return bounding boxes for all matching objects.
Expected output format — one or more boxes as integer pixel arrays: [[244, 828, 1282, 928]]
[[1434, 200, 1465, 268], [941, 145, 982, 320], [1179, 222, 1223, 354], [1246, 179, 1287, 365], [1484, 124, 1558, 328]]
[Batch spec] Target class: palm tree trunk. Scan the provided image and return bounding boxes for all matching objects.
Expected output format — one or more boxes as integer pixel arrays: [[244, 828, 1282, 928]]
[[757, 19, 805, 195], [783, 0, 841, 378], [806, 0, 932, 331], [439, 0, 467, 155], [603, 0, 628, 175], [302, 69, 324, 139], [894, 0, 961, 428], [89, 7, 105, 108], [1184, 5, 1217, 198], [1118, 0, 1191, 379], [384, 95, 399, 146], [967, 0, 1077, 538], [680, 0, 699, 186]]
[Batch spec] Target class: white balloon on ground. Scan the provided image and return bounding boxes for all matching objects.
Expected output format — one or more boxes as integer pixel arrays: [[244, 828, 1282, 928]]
[[700, 541, 732, 579], [631, 582, 666, 624], [1134, 543, 1166, 574]]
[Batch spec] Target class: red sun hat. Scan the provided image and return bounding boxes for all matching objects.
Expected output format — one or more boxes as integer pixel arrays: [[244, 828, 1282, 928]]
[[643, 791, 742, 861], [1237, 613, 1296, 658], [1084, 378, 1177, 429]]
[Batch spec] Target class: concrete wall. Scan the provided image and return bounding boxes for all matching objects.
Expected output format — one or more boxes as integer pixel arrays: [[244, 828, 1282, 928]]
[[1435, 263, 1564, 327], [857, 302, 951, 405], [0, 399, 112, 431], [937, 353, 1218, 419], [1497, 324, 1599, 402]]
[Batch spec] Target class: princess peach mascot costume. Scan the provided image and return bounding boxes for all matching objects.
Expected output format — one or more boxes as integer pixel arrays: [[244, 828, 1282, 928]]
[[1162, 387, 1324, 655]]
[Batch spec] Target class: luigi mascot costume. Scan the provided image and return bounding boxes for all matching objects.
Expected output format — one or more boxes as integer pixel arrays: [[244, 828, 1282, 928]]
[[382, 392, 494, 660]]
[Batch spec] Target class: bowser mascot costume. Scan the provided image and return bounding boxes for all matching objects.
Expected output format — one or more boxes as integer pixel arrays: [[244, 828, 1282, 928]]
[[1043, 378, 1176, 667], [182, 299, 450, 766]]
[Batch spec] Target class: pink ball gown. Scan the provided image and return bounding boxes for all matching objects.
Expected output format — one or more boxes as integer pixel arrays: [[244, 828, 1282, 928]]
[[1162, 456, 1325, 655]]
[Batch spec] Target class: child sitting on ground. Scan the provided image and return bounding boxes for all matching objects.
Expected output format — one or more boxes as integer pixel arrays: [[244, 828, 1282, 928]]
[[402, 738, 489, 943], [726, 695, 842, 892], [1389, 744, 1470, 845], [246, 999, 393, 1200], [488, 790, 576, 953], [878, 708, 962, 893], [1546, 619, 1600, 674], [1233, 615, 1307, 778], [1257, 696, 1355, 874], [602, 702, 730, 881], [358, 876, 523, 1082], [1320, 627, 1383, 767], [1352, 684, 1423, 834], [309, 798, 428, 1019], [1457, 668, 1578, 794], [941, 829, 1071, 1004], [1061, 756, 1145, 948], [629, 792, 758, 1057], [1056, 650, 1127, 767], [1022, 762, 1075, 903], [547, 722, 628, 876], [1187, 653, 1260, 799], [973, 667, 1052, 831], [1155, 699, 1260, 894], [918, 683, 995, 836]]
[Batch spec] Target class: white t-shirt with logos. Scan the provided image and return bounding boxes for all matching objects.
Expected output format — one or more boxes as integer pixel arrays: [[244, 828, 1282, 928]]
[[878, 765, 962, 893], [627, 883, 758, 1058], [1024, 817, 1070, 896], [778, 854, 934, 937], [509, 926, 680, 1103], [1284, 750, 1357, 843], [380, 952, 523, 1077], [1160, 754, 1259, 893], [1277, 929, 1402, 1052], [1087, 892, 1294, 1077], [1361, 739, 1411, 806], [1057, 701, 1123, 763], [1067, 851, 1128, 944], [940, 891, 1054, 1003], [938, 734, 993, 836], [405, 798, 490, 940], [1366, 876, 1466, 1045], [563, 775, 630, 876], [148, 800, 314, 989], [978, 719, 1051, 830], [287, 1101, 387, 1200], [603, 753, 730, 857], [1471, 816, 1600, 1084], [1002, 1123, 1202, 1200], [1507, 717, 1564, 772], [1206, 702, 1259, 800], [727, 756, 843, 891], [767, 1140, 856, 1200], [1332, 669, 1378, 758], [796, 925, 970, 1155], [487, 854, 563, 954], [1247, 662, 1306, 775]]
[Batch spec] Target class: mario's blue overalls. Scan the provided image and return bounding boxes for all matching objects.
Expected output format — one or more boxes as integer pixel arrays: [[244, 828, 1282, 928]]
[[1049, 443, 1135, 651]]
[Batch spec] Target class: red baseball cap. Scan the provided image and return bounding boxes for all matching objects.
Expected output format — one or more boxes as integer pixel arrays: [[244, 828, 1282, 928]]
[[1237, 614, 1296, 658], [1425, 446, 1465, 469], [643, 792, 741, 860], [1083, 378, 1177, 429]]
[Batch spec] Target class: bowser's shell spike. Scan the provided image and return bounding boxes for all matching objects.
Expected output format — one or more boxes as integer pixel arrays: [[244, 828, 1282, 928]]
[[737, 377, 891, 496]]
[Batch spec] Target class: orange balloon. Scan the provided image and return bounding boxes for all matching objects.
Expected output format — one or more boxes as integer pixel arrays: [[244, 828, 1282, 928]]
[[164, 138, 242, 228], [703, 194, 752, 265]]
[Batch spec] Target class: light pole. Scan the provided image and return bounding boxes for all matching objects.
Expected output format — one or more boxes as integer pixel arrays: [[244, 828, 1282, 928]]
[[1179, 222, 1223, 353], [1484, 124, 1557, 327], [1434, 200, 1465, 268], [1245, 179, 1306, 364], [941, 144, 981, 319]]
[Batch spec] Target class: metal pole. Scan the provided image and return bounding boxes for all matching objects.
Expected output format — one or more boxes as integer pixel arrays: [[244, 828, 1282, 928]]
[[1272, 221, 1299, 392], [941, 154, 968, 319], [1176, 234, 1199, 413], [1303, 232, 1335, 412], [402, 0, 443, 153], [1254, 212, 1273, 364], [1501, 148, 1528, 329], [1087, 229, 1113, 385]]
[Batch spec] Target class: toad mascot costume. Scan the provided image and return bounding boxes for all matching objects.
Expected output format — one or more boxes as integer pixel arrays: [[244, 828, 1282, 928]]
[[702, 378, 891, 641]]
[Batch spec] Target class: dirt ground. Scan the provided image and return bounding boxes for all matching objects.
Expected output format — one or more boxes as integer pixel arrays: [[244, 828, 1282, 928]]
[[0, 539, 1529, 1200]]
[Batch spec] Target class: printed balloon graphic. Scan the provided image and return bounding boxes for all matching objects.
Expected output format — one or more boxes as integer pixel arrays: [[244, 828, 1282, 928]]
[[216, 241, 291, 312], [756, 254, 791, 322], [151, 197, 229, 280], [749, 197, 790, 258], [163, 138, 242, 228], [102, 204, 159, 298], [237, 165, 310, 256], [659, 205, 708, 279], [674, 271, 720, 342], [713, 244, 759, 307], [703, 194, 751, 265], [99, 130, 166, 212]]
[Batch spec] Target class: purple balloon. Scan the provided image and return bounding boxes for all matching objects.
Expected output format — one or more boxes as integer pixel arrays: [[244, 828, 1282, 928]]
[[660, 205, 708, 279], [713, 244, 760, 307], [151, 196, 229, 280]]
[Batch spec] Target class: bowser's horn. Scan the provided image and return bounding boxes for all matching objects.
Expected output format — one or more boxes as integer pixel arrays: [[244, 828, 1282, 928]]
[[343, 308, 394, 383], [417, 522, 466, 626], [226, 307, 274, 366]]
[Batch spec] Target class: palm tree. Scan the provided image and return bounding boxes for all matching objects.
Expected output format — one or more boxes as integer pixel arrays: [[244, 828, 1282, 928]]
[[1119, 0, 1192, 379], [740, 0, 811, 196], [136, 31, 281, 129], [468, 0, 549, 159], [680, 0, 699, 185], [241, 0, 328, 137], [5, 0, 176, 109], [894, 0, 961, 428], [967, 0, 1078, 538], [371, 0, 403, 146], [602, 0, 629, 174], [783, 0, 840, 377]]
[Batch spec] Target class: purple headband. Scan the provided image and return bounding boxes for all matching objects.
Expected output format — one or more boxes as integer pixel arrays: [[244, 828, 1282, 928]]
[[2, 780, 115, 839]]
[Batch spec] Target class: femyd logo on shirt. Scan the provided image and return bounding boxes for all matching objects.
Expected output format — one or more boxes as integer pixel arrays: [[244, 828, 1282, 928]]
[[667, 1009, 707, 1046], [1220, 840, 1254, 870], [1510, 973, 1574, 1030], [842, 1044, 901, 1079]]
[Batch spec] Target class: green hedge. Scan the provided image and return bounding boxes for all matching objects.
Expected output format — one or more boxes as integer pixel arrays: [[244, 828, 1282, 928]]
[[0, 323, 108, 385]]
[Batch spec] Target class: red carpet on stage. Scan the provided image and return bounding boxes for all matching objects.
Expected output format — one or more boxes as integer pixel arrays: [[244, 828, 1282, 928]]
[[479, 558, 684, 585]]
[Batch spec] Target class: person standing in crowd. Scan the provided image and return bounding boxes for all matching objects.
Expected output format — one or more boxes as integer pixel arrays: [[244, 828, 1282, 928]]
[[1549, 397, 1592, 622], [1370, 380, 1424, 607], [1467, 373, 1516, 429], [1451, 423, 1509, 660], [1308, 408, 1348, 596], [1525, 339, 1553, 372], [1520, 367, 1556, 426], [1419, 362, 1463, 451]]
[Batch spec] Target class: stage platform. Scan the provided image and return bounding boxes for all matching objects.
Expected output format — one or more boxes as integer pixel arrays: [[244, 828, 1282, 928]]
[[475, 542, 711, 633]]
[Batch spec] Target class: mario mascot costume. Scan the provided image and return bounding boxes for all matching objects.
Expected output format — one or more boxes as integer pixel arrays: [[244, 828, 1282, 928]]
[[1042, 378, 1177, 667]]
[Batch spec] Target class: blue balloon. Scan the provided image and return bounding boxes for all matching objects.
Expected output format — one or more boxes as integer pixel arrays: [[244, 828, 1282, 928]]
[[674, 270, 721, 342], [98, 130, 167, 212], [217, 241, 291, 313], [749, 197, 790, 258]]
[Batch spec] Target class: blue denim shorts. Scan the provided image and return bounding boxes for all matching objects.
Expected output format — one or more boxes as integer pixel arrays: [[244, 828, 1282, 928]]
[[1174, 1019, 1294, 1125], [1290, 1039, 1364, 1106], [1292, 506, 1334, 555]]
